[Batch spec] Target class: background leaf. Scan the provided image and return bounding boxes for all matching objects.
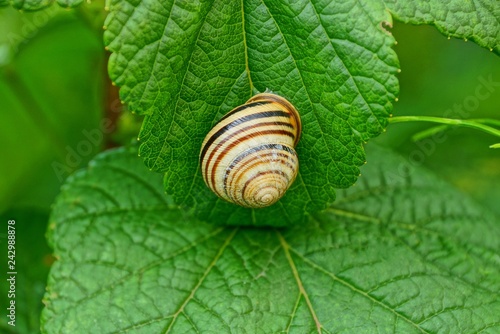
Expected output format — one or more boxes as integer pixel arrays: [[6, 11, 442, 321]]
[[104, 0, 401, 226], [1, 0, 83, 11], [41, 145, 500, 333], [385, 0, 500, 54]]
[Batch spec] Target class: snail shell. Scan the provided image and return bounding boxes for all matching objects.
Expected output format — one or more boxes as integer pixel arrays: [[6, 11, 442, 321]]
[[200, 93, 301, 208]]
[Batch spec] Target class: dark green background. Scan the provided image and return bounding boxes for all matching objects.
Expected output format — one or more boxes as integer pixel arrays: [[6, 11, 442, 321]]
[[0, 4, 498, 333]]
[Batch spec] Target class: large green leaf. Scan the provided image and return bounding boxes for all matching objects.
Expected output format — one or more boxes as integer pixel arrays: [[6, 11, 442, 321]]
[[41, 145, 500, 333], [104, 0, 399, 226], [103, 0, 499, 226]]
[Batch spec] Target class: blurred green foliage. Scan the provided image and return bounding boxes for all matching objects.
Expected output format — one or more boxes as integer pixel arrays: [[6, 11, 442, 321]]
[[0, 5, 105, 333], [0, 210, 51, 334], [0, 7, 104, 213], [0, 5, 498, 334], [375, 22, 500, 215]]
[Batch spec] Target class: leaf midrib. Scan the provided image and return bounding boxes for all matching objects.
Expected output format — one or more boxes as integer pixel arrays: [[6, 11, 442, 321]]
[[289, 246, 430, 333], [48, 224, 229, 329], [278, 231, 322, 333], [163, 227, 239, 333]]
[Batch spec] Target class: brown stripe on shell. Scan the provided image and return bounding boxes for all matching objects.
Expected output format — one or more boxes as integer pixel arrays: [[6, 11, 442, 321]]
[[223, 145, 297, 200], [206, 130, 296, 197], [199, 93, 301, 208], [241, 170, 289, 207], [226, 158, 297, 206], [224, 152, 296, 194], [201, 122, 295, 186], [217, 101, 269, 123], [203, 124, 294, 173], [199, 110, 292, 166], [246, 94, 302, 146]]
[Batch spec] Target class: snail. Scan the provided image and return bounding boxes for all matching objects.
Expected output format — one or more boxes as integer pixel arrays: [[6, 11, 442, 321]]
[[199, 93, 302, 208]]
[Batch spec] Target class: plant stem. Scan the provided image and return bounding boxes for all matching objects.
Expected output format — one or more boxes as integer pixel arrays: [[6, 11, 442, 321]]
[[388, 116, 500, 144]]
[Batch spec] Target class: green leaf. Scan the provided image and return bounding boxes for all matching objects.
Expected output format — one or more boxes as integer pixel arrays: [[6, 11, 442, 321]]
[[1, 0, 83, 10], [56, 0, 82, 8], [385, 0, 500, 54], [3, 0, 53, 11], [42, 145, 500, 333], [104, 0, 401, 225]]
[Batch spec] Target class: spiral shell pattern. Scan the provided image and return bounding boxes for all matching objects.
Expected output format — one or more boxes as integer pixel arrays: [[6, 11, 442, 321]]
[[200, 93, 301, 208]]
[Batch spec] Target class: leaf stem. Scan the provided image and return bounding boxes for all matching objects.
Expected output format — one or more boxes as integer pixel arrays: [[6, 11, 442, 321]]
[[388, 116, 500, 148]]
